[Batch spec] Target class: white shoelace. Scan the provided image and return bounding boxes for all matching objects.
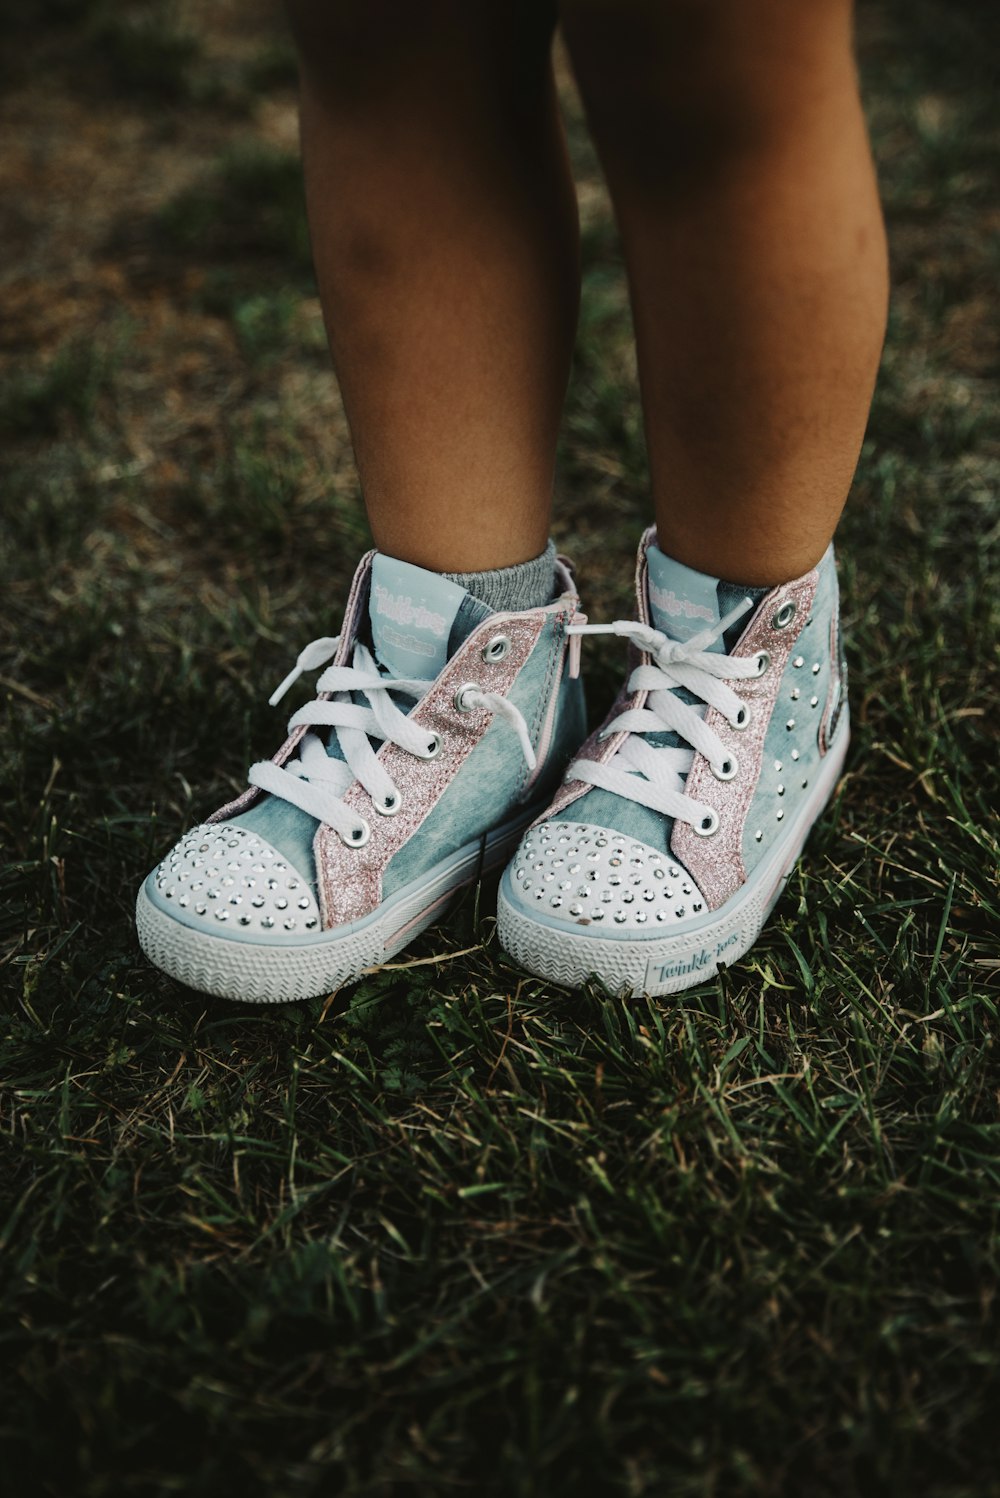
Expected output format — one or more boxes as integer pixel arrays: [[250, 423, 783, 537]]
[[565, 601, 765, 833], [248, 634, 536, 845]]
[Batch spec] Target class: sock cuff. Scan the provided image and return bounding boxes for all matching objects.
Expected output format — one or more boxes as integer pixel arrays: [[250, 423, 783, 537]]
[[444, 540, 557, 614]]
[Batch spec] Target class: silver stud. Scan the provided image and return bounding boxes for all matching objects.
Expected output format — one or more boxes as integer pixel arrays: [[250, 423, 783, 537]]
[[754, 830, 763, 842], [305, 918, 318, 930], [178, 895, 189, 908], [195, 904, 207, 916], [214, 910, 228, 922], [252, 897, 264, 908], [693, 902, 703, 913], [298, 897, 310, 910], [793, 656, 804, 669], [791, 748, 800, 762], [777, 785, 785, 796], [786, 719, 796, 731], [776, 810, 784, 821], [676, 907, 686, 918], [790, 688, 800, 701], [654, 868, 665, 880], [239, 916, 251, 926], [592, 911, 605, 922], [801, 779, 809, 790], [261, 916, 274, 928], [569, 904, 583, 916], [207, 889, 218, 900], [284, 919, 296, 931], [810, 696, 819, 708], [656, 910, 668, 922], [229, 894, 242, 906], [614, 912, 627, 924], [635, 912, 647, 924]]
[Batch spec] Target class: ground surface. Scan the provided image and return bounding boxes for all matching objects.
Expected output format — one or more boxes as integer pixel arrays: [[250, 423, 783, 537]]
[[1, 2, 998, 1494]]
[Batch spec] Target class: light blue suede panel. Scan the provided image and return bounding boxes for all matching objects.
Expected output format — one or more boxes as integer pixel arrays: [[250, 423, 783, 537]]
[[384, 614, 584, 896], [741, 547, 841, 874]]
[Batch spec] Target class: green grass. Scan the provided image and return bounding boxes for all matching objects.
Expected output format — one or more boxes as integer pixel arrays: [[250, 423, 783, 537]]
[[1, 1, 998, 1494]]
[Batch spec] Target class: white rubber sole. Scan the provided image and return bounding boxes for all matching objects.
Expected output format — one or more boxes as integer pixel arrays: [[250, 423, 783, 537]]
[[497, 723, 850, 997], [136, 813, 532, 1004]]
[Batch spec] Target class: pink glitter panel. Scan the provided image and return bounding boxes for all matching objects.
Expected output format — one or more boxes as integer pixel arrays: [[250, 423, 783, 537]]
[[208, 552, 376, 824], [671, 570, 820, 911], [539, 528, 658, 826], [315, 611, 548, 928]]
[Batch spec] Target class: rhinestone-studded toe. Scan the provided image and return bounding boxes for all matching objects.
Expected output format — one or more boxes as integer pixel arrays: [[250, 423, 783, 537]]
[[150, 824, 321, 936], [506, 821, 708, 928]]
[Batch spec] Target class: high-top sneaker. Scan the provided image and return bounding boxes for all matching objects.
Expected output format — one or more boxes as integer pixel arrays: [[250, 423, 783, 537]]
[[498, 528, 849, 995], [137, 550, 586, 1002]]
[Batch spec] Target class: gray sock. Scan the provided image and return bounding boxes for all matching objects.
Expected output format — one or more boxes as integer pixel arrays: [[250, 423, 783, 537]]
[[444, 540, 557, 614]]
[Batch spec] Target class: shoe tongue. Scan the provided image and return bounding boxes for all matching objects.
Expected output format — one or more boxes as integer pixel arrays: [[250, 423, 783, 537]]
[[646, 543, 725, 655], [369, 554, 469, 680]]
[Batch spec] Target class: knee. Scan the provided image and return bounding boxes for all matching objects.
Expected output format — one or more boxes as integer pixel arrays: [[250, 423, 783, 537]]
[[561, 0, 855, 166], [284, 1, 445, 97]]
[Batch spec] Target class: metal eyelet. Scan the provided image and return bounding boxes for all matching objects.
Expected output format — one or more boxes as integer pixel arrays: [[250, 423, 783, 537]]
[[711, 755, 739, 781], [754, 651, 771, 676], [692, 808, 720, 837], [481, 635, 511, 663], [731, 704, 752, 730], [454, 682, 481, 713], [375, 789, 402, 816], [771, 600, 797, 630], [424, 732, 442, 758], [341, 820, 371, 848]]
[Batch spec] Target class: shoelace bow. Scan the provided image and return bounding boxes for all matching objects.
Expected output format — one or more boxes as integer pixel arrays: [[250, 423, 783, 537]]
[[565, 600, 765, 832], [248, 634, 535, 845]]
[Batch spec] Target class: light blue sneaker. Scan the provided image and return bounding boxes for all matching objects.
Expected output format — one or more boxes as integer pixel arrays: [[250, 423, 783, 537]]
[[137, 550, 586, 1002], [497, 528, 849, 995]]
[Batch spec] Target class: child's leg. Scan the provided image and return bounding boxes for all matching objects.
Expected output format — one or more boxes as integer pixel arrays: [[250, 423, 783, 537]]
[[499, 0, 884, 993], [560, 0, 888, 585], [284, 0, 579, 573]]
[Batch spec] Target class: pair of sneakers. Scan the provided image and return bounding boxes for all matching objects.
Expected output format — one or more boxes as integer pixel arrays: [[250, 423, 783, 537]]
[[136, 530, 849, 1003]]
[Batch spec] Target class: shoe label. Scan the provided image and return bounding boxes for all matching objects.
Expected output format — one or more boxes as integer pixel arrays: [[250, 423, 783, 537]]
[[369, 555, 468, 681], [644, 928, 741, 988], [646, 543, 724, 652]]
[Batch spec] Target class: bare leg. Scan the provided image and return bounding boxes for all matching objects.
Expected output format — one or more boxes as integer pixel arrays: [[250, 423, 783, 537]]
[[285, 0, 579, 572], [560, 0, 888, 585]]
